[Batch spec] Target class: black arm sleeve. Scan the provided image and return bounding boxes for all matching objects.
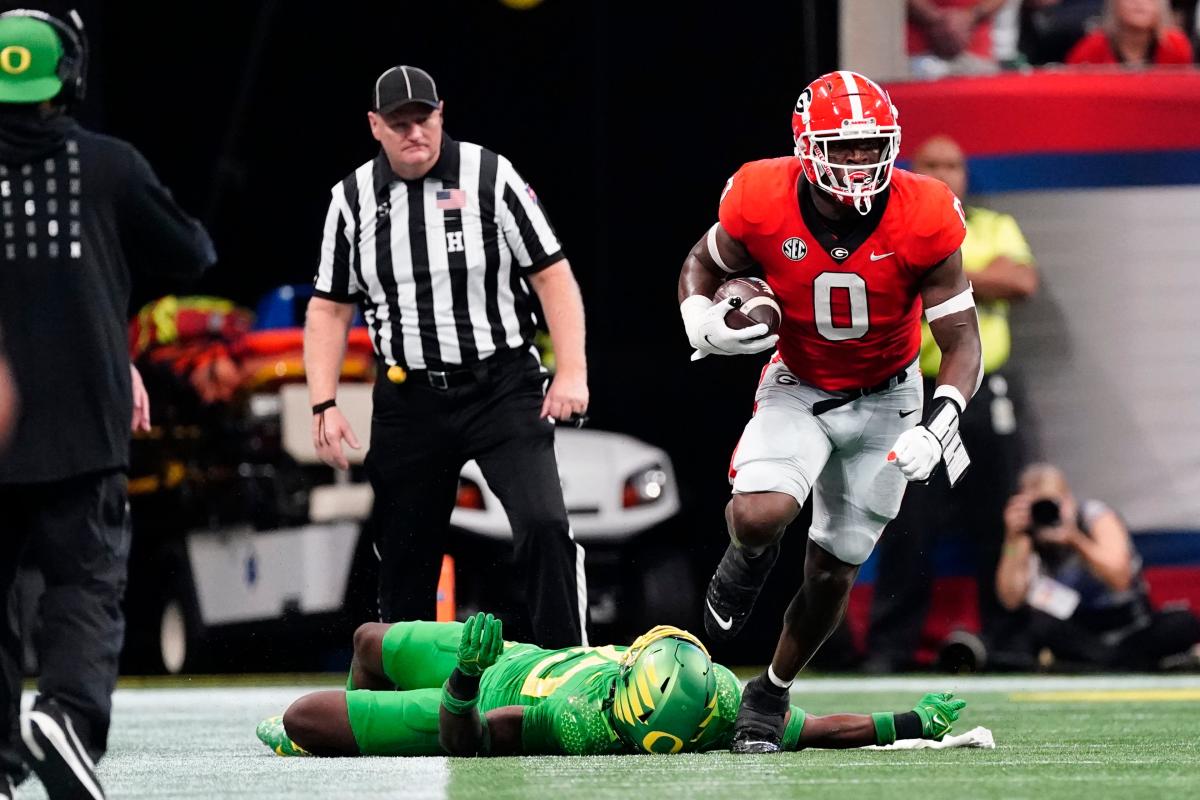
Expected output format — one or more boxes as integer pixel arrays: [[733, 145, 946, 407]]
[[118, 144, 217, 285]]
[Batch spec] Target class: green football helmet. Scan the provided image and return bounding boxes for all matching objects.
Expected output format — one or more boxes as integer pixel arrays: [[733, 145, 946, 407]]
[[610, 626, 718, 754]]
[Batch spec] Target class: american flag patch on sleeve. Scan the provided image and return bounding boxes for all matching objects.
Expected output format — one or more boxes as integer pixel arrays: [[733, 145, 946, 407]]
[[436, 189, 466, 210]]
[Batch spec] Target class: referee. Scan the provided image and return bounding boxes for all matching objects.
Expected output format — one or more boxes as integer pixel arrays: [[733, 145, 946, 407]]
[[304, 66, 589, 648]]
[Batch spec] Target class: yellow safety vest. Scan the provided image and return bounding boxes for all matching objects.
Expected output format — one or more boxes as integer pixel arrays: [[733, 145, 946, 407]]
[[919, 205, 1033, 376]]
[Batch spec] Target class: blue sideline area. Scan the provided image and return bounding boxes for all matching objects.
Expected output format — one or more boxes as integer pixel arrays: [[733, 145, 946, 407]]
[[898, 150, 1200, 193], [856, 530, 1200, 585]]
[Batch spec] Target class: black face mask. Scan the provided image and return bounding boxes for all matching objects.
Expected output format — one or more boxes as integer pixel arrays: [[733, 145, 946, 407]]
[[0, 105, 75, 164]]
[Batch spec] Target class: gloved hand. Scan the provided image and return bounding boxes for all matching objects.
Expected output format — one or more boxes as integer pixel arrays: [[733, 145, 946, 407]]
[[888, 425, 942, 481], [912, 692, 967, 740], [456, 612, 504, 677], [888, 395, 963, 483], [680, 295, 779, 361]]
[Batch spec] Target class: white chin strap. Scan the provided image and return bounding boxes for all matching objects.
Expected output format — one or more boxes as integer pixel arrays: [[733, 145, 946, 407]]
[[799, 131, 899, 216]]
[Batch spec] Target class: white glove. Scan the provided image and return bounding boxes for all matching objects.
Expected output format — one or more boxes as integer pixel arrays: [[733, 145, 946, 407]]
[[888, 395, 970, 485], [888, 426, 942, 482], [680, 295, 779, 361]]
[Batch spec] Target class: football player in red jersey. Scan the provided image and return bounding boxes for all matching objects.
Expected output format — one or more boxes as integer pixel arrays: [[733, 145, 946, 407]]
[[677, 71, 983, 753]]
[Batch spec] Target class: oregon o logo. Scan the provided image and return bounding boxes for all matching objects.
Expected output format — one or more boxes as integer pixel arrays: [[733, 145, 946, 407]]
[[0, 46, 31, 75], [831, 246, 850, 260], [641, 731, 684, 754], [781, 237, 807, 261]]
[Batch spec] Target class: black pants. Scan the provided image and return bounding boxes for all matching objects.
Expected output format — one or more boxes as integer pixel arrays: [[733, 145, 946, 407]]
[[365, 351, 585, 649], [0, 470, 130, 779], [867, 372, 1027, 667], [1024, 607, 1200, 671]]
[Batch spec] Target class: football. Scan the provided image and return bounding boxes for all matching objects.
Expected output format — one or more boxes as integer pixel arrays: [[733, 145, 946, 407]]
[[712, 277, 781, 339]]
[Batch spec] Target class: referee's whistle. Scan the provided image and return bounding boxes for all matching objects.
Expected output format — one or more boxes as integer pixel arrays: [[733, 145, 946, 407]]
[[387, 365, 408, 384]]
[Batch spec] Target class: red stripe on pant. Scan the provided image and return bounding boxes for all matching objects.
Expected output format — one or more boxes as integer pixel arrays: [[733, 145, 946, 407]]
[[728, 351, 783, 482]]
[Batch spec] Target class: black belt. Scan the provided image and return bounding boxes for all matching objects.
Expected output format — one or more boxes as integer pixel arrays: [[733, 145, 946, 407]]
[[386, 348, 528, 390], [811, 367, 910, 416]]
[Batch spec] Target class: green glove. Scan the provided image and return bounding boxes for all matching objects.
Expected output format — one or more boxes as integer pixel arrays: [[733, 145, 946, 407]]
[[456, 612, 504, 677], [912, 691, 967, 740]]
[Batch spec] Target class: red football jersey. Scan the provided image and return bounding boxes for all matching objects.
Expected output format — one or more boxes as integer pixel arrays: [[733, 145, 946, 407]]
[[718, 158, 965, 392]]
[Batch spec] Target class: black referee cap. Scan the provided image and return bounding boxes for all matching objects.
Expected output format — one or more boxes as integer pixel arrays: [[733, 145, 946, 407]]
[[373, 65, 440, 114]]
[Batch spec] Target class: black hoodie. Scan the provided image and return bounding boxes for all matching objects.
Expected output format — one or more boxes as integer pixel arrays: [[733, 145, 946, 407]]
[[0, 108, 216, 483]]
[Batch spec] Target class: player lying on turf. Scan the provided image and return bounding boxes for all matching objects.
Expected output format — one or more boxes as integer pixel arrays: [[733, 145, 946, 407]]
[[256, 613, 966, 756]]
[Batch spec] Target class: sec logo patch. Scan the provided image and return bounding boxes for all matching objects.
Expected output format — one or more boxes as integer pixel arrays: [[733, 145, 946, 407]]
[[781, 237, 807, 261]]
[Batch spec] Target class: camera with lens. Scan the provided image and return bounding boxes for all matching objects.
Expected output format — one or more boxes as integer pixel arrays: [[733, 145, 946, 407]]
[[1029, 498, 1061, 530]]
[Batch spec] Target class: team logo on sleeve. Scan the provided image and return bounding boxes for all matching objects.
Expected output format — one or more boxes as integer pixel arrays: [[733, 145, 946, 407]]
[[781, 237, 807, 261]]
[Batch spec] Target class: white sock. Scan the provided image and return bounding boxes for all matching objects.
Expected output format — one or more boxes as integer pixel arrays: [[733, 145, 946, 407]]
[[767, 665, 793, 690]]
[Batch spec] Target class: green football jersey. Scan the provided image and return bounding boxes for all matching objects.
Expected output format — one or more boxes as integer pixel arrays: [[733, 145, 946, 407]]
[[476, 643, 776, 755]]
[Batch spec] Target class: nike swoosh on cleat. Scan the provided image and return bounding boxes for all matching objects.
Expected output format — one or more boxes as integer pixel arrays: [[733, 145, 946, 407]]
[[706, 600, 734, 630], [899, 409, 919, 418]]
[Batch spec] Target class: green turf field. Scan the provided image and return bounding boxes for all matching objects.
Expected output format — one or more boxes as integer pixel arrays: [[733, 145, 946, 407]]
[[13, 675, 1200, 799]]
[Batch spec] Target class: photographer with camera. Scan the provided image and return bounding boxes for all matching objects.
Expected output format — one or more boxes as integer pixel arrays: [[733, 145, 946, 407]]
[[995, 464, 1200, 671]]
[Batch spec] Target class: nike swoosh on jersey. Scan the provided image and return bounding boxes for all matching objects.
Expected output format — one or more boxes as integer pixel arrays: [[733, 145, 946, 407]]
[[706, 600, 734, 630], [869, 251, 895, 261], [899, 409, 919, 418]]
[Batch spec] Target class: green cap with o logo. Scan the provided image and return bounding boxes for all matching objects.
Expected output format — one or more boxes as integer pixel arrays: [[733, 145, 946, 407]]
[[0, 15, 64, 104]]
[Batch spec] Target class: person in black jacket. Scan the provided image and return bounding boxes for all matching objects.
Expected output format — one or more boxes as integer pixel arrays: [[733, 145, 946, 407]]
[[0, 11, 215, 800]]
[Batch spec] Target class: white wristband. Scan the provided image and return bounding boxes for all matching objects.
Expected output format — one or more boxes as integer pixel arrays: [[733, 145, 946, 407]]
[[933, 384, 968, 413]]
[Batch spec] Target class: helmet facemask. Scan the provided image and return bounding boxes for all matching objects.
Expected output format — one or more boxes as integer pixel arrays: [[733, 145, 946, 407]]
[[797, 127, 900, 215]]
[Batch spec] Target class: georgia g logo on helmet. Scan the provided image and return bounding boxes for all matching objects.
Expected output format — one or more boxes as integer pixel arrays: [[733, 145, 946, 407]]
[[792, 70, 901, 216], [793, 87, 813, 122]]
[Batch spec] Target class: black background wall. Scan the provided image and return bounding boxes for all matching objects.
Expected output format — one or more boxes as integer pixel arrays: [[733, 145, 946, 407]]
[[26, 0, 839, 661]]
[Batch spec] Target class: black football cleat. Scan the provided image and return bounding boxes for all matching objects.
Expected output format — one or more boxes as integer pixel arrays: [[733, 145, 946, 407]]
[[730, 675, 790, 754], [703, 542, 779, 642], [20, 697, 105, 800]]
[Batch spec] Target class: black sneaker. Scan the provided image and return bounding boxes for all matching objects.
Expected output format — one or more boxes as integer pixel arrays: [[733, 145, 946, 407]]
[[703, 543, 779, 641], [730, 675, 790, 754], [19, 698, 105, 800]]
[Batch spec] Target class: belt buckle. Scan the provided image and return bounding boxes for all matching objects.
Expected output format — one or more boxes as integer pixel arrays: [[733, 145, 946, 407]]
[[428, 371, 450, 390]]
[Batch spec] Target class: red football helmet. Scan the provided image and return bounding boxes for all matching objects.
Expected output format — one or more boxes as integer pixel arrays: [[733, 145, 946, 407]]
[[792, 70, 901, 215]]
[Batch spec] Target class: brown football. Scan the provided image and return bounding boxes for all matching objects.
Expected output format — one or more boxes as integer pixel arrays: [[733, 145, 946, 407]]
[[713, 277, 781, 339]]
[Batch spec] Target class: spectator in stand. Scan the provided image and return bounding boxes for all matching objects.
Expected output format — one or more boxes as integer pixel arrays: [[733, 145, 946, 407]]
[[1020, 0, 1105, 65], [1170, 0, 1200, 52], [908, 0, 1009, 77], [1066, 0, 1195, 64], [995, 464, 1200, 671]]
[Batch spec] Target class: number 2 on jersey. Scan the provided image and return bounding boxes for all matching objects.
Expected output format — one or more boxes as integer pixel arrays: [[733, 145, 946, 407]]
[[814, 272, 869, 341]]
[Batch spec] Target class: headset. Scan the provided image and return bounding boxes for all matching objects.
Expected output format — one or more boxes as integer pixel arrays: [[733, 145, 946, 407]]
[[0, 8, 89, 104]]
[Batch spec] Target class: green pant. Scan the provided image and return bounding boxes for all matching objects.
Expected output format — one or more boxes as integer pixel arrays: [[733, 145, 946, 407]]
[[345, 620, 464, 756]]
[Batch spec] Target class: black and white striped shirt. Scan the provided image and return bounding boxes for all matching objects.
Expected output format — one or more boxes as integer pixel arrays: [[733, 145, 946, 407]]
[[313, 134, 564, 370]]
